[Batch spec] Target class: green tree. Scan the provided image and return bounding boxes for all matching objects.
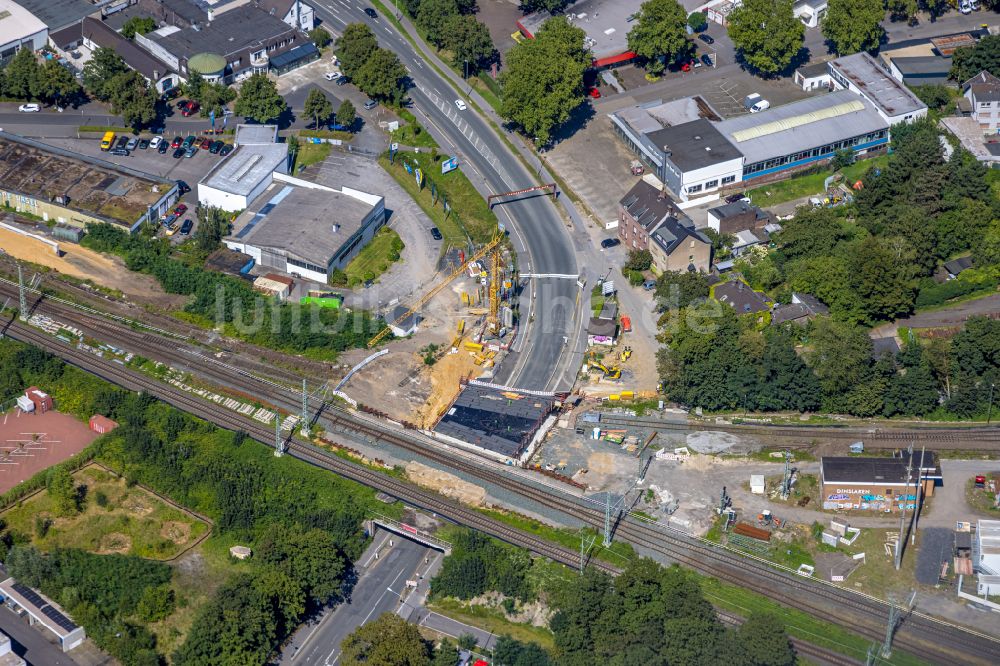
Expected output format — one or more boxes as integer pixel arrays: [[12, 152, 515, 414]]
[[309, 27, 332, 49], [887, 0, 918, 21], [727, 0, 804, 76], [976, 219, 1000, 267], [198, 82, 236, 118], [848, 236, 916, 323], [194, 206, 231, 254], [737, 613, 796, 666], [688, 11, 708, 32], [340, 613, 432, 666], [912, 84, 951, 111], [336, 99, 357, 129], [3, 48, 40, 100], [354, 48, 408, 103], [432, 639, 459, 666], [46, 466, 78, 516], [624, 249, 653, 272], [336, 23, 380, 79], [121, 16, 157, 40], [951, 35, 1000, 82], [627, 0, 691, 75], [821, 0, 884, 55], [417, 0, 460, 47], [456, 634, 478, 651], [106, 71, 157, 129], [493, 636, 552, 665], [304, 87, 333, 129], [654, 270, 709, 310], [36, 60, 81, 107], [136, 584, 175, 622], [82, 47, 129, 100], [499, 16, 589, 145], [233, 73, 287, 123], [181, 71, 205, 100], [445, 15, 495, 73], [254, 524, 346, 603], [522, 0, 569, 11]]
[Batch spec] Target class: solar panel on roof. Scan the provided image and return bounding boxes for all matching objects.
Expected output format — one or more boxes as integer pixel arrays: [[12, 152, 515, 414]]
[[40, 604, 78, 632], [12, 582, 46, 609]]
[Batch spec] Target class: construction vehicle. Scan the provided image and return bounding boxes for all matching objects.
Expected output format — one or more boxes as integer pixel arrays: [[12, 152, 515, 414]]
[[757, 510, 783, 528], [588, 360, 621, 380], [618, 346, 632, 362], [368, 232, 503, 347]]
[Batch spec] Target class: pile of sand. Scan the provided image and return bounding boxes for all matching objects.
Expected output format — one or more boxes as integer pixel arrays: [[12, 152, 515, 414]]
[[411, 351, 482, 427], [405, 461, 486, 506]]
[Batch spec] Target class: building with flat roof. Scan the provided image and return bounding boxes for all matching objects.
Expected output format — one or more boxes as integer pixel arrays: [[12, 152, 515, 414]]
[[8, 0, 92, 31], [716, 90, 889, 181], [81, 17, 179, 95], [197, 142, 289, 211], [0, 0, 47, 63], [974, 519, 1000, 595], [0, 133, 177, 232], [225, 184, 386, 283], [820, 452, 940, 512], [0, 577, 85, 651], [137, 3, 316, 84], [793, 0, 827, 28], [434, 384, 556, 462], [794, 60, 833, 91], [516, 0, 642, 69], [235, 123, 279, 146], [887, 55, 953, 88], [828, 52, 927, 124], [0, 632, 26, 666]]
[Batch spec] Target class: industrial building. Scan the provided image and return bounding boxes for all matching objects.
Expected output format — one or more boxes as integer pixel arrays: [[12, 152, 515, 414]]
[[820, 452, 940, 512], [434, 383, 556, 463], [516, 0, 641, 69], [0, 577, 85, 651], [826, 52, 928, 125], [197, 142, 289, 211], [974, 519, 1000, 596], [0, 0, 47, 64], [224, 184, 386, 283], [0, 133, 177, 232]]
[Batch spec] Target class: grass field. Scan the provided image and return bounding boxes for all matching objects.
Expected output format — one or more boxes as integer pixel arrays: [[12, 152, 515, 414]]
[[390, 109, 439, 149], [1, 465, 209, 560], [748, 155, 890, 208], [293, 141, 330, 173], [344, 227, 404, 285], [379, 151, 498, 249], [427, 597, 556, 650]]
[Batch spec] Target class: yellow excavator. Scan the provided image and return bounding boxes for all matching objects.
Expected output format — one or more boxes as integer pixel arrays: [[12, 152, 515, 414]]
[[588, 360, 621, 380]]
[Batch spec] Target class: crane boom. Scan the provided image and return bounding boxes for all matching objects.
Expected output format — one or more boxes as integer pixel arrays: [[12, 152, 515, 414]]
[[367, 233, 503, 348]]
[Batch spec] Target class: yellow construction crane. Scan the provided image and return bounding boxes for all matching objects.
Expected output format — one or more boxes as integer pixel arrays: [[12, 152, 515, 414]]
[[487, 250, 501, 333], [367, 232, 504, 348]]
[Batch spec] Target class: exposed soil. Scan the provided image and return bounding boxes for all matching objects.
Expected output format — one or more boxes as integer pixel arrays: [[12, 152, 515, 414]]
[[405, 461, 486, 506], [97, 531, 132, 554], [123, 492, 154, 517], [160, 521, 191, 545]]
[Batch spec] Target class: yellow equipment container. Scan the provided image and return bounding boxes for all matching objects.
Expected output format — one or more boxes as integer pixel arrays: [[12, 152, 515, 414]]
[[608, 394, 620, 401], [621, 390, 635, 399], [464, 341, 483, 352]]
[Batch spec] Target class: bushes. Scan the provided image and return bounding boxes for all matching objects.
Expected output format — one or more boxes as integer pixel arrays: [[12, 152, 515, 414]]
[[431, 529, 532, 602], [915, 273, 995, 308]]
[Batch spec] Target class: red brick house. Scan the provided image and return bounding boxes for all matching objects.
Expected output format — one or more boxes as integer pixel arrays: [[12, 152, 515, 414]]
[[89, 415, 119, 434], [617, 181, 687, 250], [25, 387, 52, 413]]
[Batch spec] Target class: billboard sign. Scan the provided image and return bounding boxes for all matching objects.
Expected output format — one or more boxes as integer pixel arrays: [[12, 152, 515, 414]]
[[441, 156, 459, 174]]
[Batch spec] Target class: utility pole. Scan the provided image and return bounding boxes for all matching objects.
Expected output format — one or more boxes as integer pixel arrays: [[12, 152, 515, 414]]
[[895, 444, 914, 570], [988, 383, 996, 425], [603, 492, 613, 547], [912, 445, 925, 546], [880, 592, 917, 659], [300, 378, 309, 437], [17, 261, 28, 322], [579, 533, 596, 574], [780, 450, 792, 500], [274, 415, 284, 457]]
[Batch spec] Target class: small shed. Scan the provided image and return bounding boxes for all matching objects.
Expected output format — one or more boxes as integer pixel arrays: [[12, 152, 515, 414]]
[[750, 474, 765, 494], [387, 305, 418, 337], [253, 273, 294, 301], [16, 395, 34, 413], [229, 545, 252, 560], [25, 387, 52, 413], [89, 414, 119, 434]]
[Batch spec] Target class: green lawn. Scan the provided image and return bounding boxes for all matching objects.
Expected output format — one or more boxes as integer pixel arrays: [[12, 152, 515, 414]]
[[379, 151, 498, 248], [344, 227, 404, 286], [748, 155, 890, 208], [390, 109, 439, 149], [293, 142, 330, 172], [427, 598, 556, 650]]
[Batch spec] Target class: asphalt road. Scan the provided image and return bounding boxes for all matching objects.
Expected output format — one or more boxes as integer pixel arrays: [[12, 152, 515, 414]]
[[314, 0, 581, 393], [280, 531, 434, 665]]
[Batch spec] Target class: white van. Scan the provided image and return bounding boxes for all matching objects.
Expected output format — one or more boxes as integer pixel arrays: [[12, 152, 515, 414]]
[[960, 0, 973, 13]]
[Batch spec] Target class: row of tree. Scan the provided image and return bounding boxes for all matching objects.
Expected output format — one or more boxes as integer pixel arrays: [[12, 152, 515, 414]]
[[409, 0, 496, 74], [0, 48, 82, 108], [430, 529, 533, 602], [336, 23, 409, 104]]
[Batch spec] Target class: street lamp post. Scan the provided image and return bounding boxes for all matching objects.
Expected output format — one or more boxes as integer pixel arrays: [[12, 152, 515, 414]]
[[988, 383, 996, 424]]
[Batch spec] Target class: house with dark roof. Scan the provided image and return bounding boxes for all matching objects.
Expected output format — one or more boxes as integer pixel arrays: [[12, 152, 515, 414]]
[[871, 336, 901, 359], [81, 17, 179, 94], [771, 292, 829, 326], [706, 200, 771, 235], [648, 217, 712, 274], [713, 280, 773, 315], [616, 180, 686, 249], [964, 71, 1000, 133], [888, 55, 954, 88], [944, 256, 974, 278], [821, 452, 941, 511]]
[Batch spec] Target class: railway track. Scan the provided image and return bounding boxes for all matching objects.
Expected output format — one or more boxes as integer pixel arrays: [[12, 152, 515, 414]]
[[595, 415, 1000, 450], [4, 319, 997, 665]]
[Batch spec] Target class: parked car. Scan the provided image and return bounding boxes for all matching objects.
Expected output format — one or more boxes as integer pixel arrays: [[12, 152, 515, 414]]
[[363, 99, 378, 110], [115, 136, 129, 150], [209, 140, 223, 154], [149, 136, 162, 149], [174, 203, 188, 215], [364, 7, 377, 18], [587, 87, 601, 99], [163, 212, 179, 226], [680, 61, 692, 72], [600, 238, 621, 249], [199, 137, 212, 150], [18, 103, 40, 112], [642, 279, 657, 291], [109, 147, 130, 156], [171, 136, 183, 148], [698, 33, 715, 44], [176, 180, 191, 194], [157, 141, 169, 154], [180, 219, 193, 235], [185, 146, 198, 158], [430, 227, 443, 240], [455, 99, 467, 110], [336, 76, 349, 86], [180, 100, 200, 116], [165, 221, 179, 236], [182, 135, 196, 148], [324, 71, 341, 81], [701, 54, 713, 67], [172, 147, 185, 159], [125, 137, 139, 151], [138, 138, 150, 150], [219, 144, 233, 156]]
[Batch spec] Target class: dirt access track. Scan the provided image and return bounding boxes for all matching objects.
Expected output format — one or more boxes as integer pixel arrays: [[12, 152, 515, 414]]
[[0, 225, 181, 307]]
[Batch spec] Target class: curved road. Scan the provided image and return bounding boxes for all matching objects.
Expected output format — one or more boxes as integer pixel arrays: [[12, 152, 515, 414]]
[[314, 0, 582, 392]]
